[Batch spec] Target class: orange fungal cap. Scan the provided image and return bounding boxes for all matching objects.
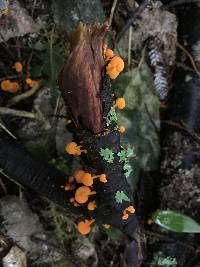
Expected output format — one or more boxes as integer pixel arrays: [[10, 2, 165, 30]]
[[126, 205, 135, 214], [1, 80, 11, 91], [87, 200, 96, 211], [65, 141, 78, 155], [82, 172, 93, 186], [74, 169, 85, 183], [122, 213, 129, 220], [77, 219, 94, 235], [106, 56, 124, 79], [115, 98, 126, 109], [14, 62, 23, 72], [103, 224, 110, 229], [75, 186, 96, 204], [118, 126, 126, 133], [104, 48, 114, 58], [99, 174, 107, 183]]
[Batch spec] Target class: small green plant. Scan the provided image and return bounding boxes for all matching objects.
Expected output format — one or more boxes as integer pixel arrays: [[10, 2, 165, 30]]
[[151, 252, 177, 267], [115, 191, 130, 203], [99, 148, 114, 163]]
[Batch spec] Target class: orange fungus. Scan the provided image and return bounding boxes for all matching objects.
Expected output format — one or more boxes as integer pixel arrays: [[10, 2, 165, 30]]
[[106, 56, 124, 79], [87, 200, 96, 211], [104, 48, 114, 58], [75, 186, 96, 204], [115, 98, 126, 109], [1, 80, 20, 93], [14, 62, 23, 72], [77, 219, 95, 235], [103, 224, 110, 229], [119, 126, 126, 133], [99, 174, 107, 183]]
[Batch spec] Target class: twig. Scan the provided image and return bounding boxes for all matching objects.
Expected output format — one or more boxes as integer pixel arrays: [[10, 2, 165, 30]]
[[0, 178, 7, 194], [0, 107, 37, 119], [7, 82, 40, 107], [128, 26, 133, 70], [115, 0, 149, 44], [108, 0, 118, 28], [0, 120, 17, 139], [161, 120, 200, 143], [175, 41, 200, 78], [144, 230, 195, 251], [167, 33, 200, 78]]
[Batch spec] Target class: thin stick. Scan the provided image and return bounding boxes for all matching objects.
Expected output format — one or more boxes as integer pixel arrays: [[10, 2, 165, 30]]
[[175, 41, 200, 78], [115, 0, 149, 44], [161, 120, 200, 143], [0, 120, 17, 139], [0, 107, 37, 119], [7, 82, 40, 107], [108, 0, 118, 28], [128, 26, 133, 70]]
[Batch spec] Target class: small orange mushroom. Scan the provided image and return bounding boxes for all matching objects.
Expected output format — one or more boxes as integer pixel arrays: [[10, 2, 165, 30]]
[[14, 62, 23, 73], [115, 98, 126, 109], [122, 205, 136, 220], [73, 169, 85, 183], [87, 200, 96, 211], [99, 174, 107, 183], [147, 218, 154, 225], [103, 224, 110, 229], [75, 186, 96, 204], [65, 141, 86, 156], [104, 48, 114, 59], [106, 56, 124, 79], [1, 80, 20, 93], [118, 126, 126, 134], [25, 78, 38, 88], [77, 219, 95, 235], [81, 172, 93, 186], [122, 213, 129, 220]]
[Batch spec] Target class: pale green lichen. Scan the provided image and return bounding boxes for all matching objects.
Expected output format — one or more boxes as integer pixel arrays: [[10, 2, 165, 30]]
[[105, 107, 118, 127], [117, 145, 135, 177], [123, 163, 133, 178], [151, 252, 177, 267], [115, 191, 130, 203], [99, 148, 114, 163]]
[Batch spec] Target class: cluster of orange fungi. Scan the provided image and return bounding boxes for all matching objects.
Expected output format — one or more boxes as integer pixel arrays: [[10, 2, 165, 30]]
[[1, 80, 20, 93], [66, 47, 132, 235], [122, 205, 135, 220], [104, 47, 126, 133], [0, 61, 38, 94], [104, 47, 124, 79]]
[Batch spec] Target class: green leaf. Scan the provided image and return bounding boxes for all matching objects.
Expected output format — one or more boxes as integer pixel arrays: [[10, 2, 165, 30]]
[[115, 191, 130, 203], [152, 210, 200, 233]]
